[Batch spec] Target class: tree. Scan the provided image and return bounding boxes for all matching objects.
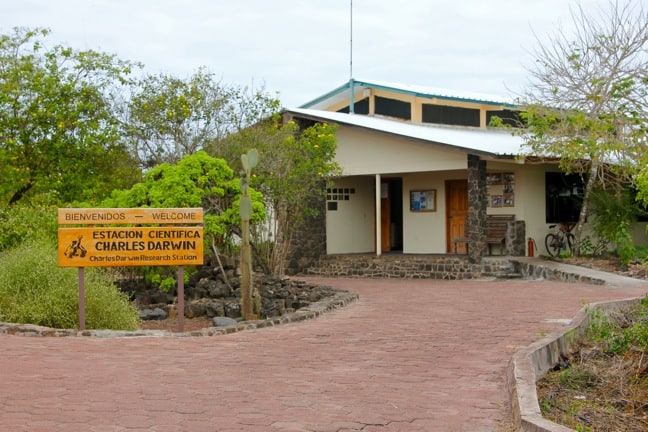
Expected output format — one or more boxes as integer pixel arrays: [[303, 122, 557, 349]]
[[214, 116, 339, 276], [123, 69, 280, 169], [103, 150, 265, 248], [0, 27, 142, 206], [518, 0, 648, 255]]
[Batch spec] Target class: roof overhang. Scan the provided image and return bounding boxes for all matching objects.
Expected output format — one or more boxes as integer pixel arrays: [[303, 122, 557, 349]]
[[285, 108, 526, 159]]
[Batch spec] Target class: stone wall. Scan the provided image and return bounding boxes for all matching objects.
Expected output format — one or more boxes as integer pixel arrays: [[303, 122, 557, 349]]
[[305, 254, 478, 279], [285, 191, 327, 275]]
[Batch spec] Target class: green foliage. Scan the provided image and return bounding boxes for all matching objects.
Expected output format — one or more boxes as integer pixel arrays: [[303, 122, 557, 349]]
[[0, 240, 140, 330], [585, 297, 648, 355], [217, 119, 339, 275], [0, 203, 57, 251], [103, 151, 265, 241], [635, 244, 648, 263], [125, 69, 280, 169], [558, 366, 601, 390], [588, 188, 636, 265], [0, 27, 142, 206], [519, 2, 648, 255], [142, 266, 193, 293]]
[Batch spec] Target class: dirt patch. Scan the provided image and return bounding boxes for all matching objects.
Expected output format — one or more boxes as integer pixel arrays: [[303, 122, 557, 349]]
[[537, 343, 648, 431]]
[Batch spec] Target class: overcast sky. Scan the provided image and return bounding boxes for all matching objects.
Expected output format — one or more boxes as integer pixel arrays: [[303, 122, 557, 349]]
[[1, 0, 617, 107]]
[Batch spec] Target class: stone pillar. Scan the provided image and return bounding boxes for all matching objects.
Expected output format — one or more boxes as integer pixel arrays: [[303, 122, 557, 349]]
[[285, 191, 327, 275], [467, 155, 487, 263], [507, 220, 526, 256]]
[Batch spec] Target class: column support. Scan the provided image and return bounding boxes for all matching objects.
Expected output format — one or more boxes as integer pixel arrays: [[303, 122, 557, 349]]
[[375, 174, 382, 256]]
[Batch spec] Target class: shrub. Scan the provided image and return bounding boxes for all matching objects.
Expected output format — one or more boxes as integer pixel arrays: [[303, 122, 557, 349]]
[[0, 241, 140, 330], [0, 204, 58, 251]]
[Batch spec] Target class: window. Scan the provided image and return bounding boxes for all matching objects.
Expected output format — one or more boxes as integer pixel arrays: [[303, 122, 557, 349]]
[[545, 172, 584, 223], [375, 96, 411, 120], [338, 98, 369, 114], [422, 104, 479, 126], [486, 109, 522, 127]]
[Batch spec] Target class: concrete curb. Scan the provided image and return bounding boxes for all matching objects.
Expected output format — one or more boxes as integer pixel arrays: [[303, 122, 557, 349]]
[[506, 297, 642, 432], [0, 289, 359, 338]]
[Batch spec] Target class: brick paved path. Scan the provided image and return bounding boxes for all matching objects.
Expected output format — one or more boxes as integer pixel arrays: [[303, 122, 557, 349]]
[[1, 277, 647, 432]]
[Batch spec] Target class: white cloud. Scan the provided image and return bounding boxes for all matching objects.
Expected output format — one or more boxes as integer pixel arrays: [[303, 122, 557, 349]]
[[0, 0, 621, 107]]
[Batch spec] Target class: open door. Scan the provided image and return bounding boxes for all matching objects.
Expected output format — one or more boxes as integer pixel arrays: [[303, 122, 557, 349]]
[[446, 179, 468, 253], [379, 180, 403, 253]]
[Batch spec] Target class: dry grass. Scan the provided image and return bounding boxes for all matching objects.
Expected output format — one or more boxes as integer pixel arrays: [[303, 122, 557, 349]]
[[537, 305, 648, 431]]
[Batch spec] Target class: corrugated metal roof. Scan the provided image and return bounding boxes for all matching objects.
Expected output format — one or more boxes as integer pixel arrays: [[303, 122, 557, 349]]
[[286, 108, 525, 157], [299, 79, 516, 110]]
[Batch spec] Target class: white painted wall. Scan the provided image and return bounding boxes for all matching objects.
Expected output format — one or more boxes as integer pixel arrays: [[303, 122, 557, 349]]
[[326, 176, 375, 254], [326, 139, 648, 256], [402, 171, 460, 253], [334, 127, 467, 176]]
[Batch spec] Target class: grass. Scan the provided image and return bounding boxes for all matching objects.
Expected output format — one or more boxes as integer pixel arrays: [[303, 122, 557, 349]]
[[537, 298, 648, 431]]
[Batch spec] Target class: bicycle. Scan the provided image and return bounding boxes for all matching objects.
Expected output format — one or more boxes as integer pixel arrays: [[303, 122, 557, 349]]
[[544, 222, 576, 257]]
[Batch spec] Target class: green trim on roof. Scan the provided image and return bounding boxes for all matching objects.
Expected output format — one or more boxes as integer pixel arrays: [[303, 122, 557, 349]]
[[299, 79, 517, 109]]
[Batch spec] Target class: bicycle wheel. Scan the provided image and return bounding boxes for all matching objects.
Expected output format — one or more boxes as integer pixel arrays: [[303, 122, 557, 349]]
[[545, 233, 562, 257], [565, 232, 576, 255]]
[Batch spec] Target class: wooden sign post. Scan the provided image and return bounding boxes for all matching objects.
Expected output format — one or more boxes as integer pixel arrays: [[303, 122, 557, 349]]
[[57, 208, 204, 332]]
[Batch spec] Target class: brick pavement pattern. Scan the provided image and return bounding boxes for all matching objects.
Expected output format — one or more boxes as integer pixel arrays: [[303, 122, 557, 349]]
[[1, 277, 647, 432]]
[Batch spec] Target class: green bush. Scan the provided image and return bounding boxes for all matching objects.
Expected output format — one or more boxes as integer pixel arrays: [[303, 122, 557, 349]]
[[0, 204, 58, 251], [0, 241, 140, 330]]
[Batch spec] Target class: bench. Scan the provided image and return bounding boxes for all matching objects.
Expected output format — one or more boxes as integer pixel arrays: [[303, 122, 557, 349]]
[[453, 214, 515, 255]]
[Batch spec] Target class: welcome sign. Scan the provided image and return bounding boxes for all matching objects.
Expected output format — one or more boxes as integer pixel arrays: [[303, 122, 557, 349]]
[[57, 208, 204, 267]]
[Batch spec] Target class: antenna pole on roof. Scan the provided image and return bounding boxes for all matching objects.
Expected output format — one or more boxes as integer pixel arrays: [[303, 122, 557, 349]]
[[349, 0, 355, 114]]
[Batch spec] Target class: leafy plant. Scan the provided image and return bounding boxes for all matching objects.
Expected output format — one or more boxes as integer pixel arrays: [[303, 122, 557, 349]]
[[0, 240, 140, 330], [0, 204, 58, 251], [0, 27, 142, 206], [588, 187, 636, 265], [585, 297, 648, 355]]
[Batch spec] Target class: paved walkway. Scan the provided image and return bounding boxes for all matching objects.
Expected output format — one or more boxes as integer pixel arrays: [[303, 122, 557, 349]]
[[2, 265, 648, 431]]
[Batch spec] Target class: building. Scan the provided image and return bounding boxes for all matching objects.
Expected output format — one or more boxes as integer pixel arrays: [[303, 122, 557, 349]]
[[282, 79, 646, 275]]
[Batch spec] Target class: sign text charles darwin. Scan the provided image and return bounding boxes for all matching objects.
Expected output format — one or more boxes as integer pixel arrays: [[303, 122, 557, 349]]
[[58, 227, 204, 267]]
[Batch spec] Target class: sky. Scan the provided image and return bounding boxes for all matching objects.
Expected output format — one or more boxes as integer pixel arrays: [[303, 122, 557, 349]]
[[0, 0, 619, 108]]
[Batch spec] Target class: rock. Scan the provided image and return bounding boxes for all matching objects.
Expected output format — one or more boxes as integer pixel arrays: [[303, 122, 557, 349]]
[[139, 307, 168, 321], [212, 316, 237, 327]]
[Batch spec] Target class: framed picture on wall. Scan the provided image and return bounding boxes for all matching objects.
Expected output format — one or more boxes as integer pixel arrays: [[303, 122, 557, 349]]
[[410, 190, 436, 212]]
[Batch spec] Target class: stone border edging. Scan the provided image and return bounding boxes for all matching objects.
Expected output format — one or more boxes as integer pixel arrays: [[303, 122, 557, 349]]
[[506, 297, 642, 432], [0, 290, 359, 338]]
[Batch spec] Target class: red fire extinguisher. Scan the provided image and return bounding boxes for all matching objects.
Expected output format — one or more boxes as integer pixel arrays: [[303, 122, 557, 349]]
[[528, 237, 537, 257]]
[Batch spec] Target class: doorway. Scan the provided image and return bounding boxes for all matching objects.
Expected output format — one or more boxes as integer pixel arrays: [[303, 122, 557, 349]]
[[380, 179, 403, 252], [445, 179, 468, 253]]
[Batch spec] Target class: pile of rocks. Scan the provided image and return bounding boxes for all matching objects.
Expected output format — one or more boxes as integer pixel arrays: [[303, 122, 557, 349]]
[[120, 257, 343, 324]]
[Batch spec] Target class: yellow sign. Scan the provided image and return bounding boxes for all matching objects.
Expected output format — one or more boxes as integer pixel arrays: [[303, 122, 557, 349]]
[[58, 208, 203, 225], [58, 227, 204, 267]]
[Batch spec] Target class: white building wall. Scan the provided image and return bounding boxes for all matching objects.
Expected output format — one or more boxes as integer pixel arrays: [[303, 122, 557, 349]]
[[402, 171, 462, 253], [335, 127, 467, 176], [326, 176, 375, 254]]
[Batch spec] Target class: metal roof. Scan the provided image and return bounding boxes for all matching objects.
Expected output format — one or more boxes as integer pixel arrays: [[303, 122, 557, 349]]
[[299, 79, 517, 110], [286, 108, 525, 157]]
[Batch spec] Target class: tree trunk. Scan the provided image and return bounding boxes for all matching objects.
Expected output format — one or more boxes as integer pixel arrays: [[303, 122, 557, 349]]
[[573, 161, 599, 256]]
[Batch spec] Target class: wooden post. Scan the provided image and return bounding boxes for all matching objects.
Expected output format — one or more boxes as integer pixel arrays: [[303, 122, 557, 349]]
[[78, 267, 85, 330], [177, 266, 184, 332]]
